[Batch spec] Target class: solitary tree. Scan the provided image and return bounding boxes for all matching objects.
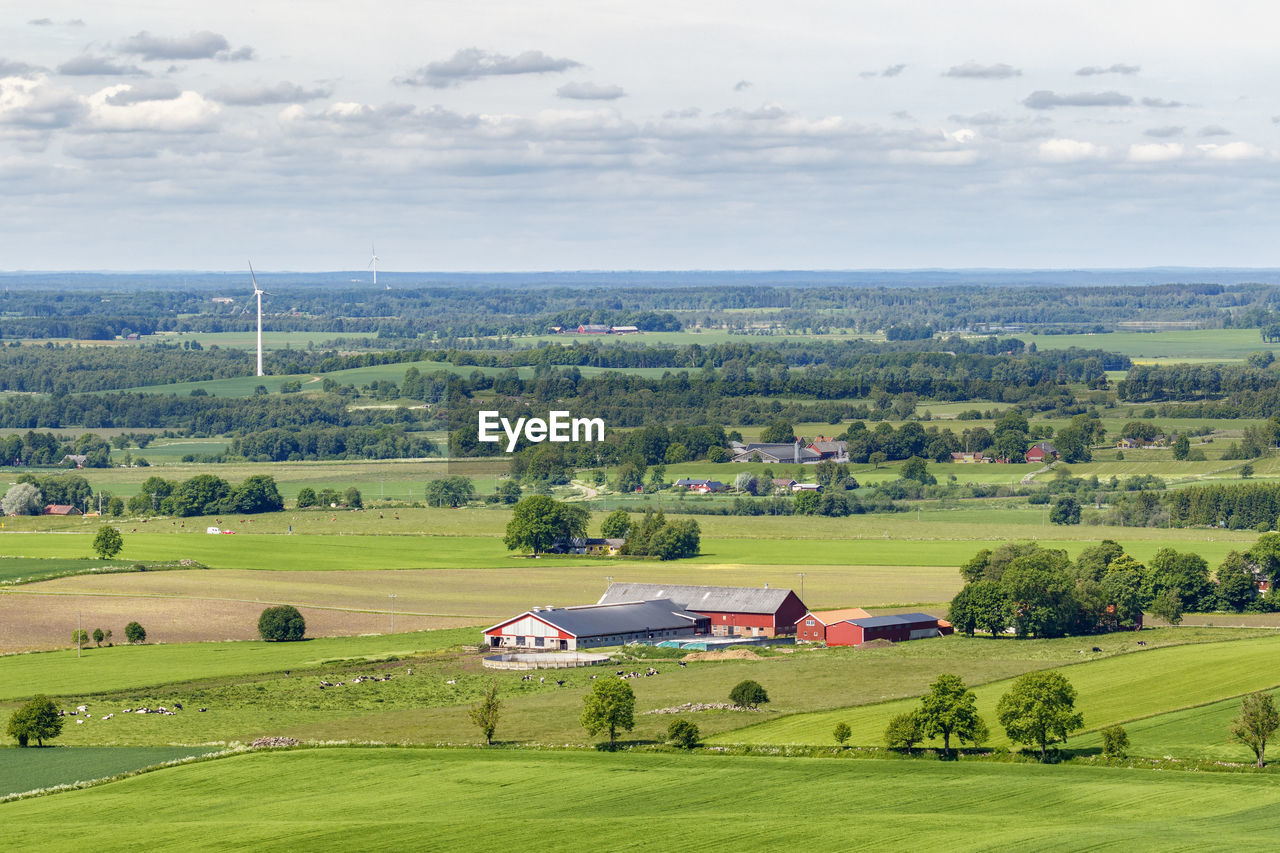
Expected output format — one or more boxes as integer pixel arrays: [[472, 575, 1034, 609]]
[[1100, 725, 1130, 759], [996, 671, 1084, 760], [1229, 691, 1280, 767], [1048, 496, 1081, 526], [258, 605, 307, 641], [124, 621, 147, 644], [917, 673, 987, 757], [468, 682, 502, 745], [581, 678, 635, 749], [884, 711, 924, 751], [6, 694, 64, 747], [667, 719, 700, 749], [833, 721, 852, 747], [92, 525, 124, 559], [425, 476, 477, 508], [92, 627, 105, 647], [729, 680, 769, 709]]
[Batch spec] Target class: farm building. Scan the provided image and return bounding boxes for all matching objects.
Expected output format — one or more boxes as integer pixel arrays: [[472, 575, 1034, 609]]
[[1024, 441, 1058, 463], [730, 441, 823, 464], [597, 582, 808, 638], [949, 451, 990, 463], [43, 504, 81, 516], [795, 608, 872, 643], [484, 599, 708, 650], [674, 478, 727, 494], [577, 324, 610, 334], [806, 438, 848, 462], [825, 613, 953, 646]]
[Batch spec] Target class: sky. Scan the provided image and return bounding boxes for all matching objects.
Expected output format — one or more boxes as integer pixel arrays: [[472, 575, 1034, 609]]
[[2, 1, 1279, 272]]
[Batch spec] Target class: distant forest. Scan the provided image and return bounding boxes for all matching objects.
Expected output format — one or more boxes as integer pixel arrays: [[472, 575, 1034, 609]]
[[2, 279, 1280, 341]]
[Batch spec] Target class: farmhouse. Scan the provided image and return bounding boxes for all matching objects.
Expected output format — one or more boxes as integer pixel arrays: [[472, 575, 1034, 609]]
[[825, 613, 953, 646], [484, 599, 708, 650], [610, 325, 640, 334], [674, 478, 727, 494], [771, 477, 797, 493], [795, 607, 872, 643], [598, 582, 808, 637], [549, 536, 625, 555], [43, 504, 81, 516], [806, 438, 848, 462], [1024, 441, 1058, 463], [577, 324, 610, 334], [950, 451, 990, 464]]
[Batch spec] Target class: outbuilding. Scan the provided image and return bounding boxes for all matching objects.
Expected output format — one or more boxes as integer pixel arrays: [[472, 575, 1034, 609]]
[[795, 608, 872, 643], [483, 599, 708, 650], [825, 613, 952, 646]]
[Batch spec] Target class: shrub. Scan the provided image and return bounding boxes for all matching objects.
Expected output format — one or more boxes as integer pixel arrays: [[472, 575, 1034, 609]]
[[833, 722, 852, 746], [258, 605, 307, 642], [729, 680, 769, 709], [124, 621, 146, 644], [1100, 725, 1129, 759], [667, 719, 700, 749], [885, 711, 924, 750]]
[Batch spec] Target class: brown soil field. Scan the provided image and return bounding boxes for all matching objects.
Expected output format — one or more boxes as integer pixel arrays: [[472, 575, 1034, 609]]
[[683, 649, 762, 661]]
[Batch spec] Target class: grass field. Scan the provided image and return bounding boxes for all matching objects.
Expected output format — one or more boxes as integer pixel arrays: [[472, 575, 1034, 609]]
[[0, 746, 218, 797], [0, 628, 475, 702], [1018, 328, 1276, 362], [0, 557, 118, 586], [715, 634, 1280, 752], [5, 748, 1280, 850]]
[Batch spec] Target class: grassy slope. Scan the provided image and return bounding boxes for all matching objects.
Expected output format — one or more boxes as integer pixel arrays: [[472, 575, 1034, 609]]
[[5, 748, 1280, 851], [714, 634, 1280, 749]]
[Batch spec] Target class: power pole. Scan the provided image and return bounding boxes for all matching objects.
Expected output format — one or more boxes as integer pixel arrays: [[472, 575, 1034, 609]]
[[77, 611, 82, 659], [797, 572, 806, 601], [388, 593, 396, 634]]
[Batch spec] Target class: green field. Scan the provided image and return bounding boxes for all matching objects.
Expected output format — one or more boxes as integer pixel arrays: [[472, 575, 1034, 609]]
[[715, 634, 1280, 753], [1019, 328, 1277, 362], [5, 748, 1280, 850], [0, 628, 474, 701], [0, 557, 118, 586], [0, 746, 217, 797]]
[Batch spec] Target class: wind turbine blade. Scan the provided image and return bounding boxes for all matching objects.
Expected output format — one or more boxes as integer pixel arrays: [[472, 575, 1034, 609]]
[[248, 260, 260, 291]]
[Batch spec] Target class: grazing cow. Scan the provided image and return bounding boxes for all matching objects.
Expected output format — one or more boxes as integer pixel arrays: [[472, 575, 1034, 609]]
[[1091, 646, 1102, 652], [446, 679, 457, 685], [678, 661, 687, 667], [199, 708, 207, 712], [539, 677, 545, 684], [1137, 641, 1147, 646], [556, 680, 565, 687]]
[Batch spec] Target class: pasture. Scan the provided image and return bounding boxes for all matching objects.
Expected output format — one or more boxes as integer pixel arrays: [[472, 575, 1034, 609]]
[[5, 748, 1280, 850], [715, 634, 1280, 752], [1017, 328, 1276, 362]]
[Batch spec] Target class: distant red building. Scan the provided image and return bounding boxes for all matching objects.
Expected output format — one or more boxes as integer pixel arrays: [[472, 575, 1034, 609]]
[[1024, 441, 1058, 463], [795, 608, 872, 643], [825, 613, 952, 646]]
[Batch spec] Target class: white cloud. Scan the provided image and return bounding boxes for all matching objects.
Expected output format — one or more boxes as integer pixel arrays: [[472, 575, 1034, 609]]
[[87, 86, 220, 132], [1197, 141, 1265, 161], [946, 128, 976, 143], [0, 76, 85, 128], [556, 82, 626, 101], [1128, 142, 1184, 162], [888, 149, 978, 165], [1038, 138, 1106, 162]]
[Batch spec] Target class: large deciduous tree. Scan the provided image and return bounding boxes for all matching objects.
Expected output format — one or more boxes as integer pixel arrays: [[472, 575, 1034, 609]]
[[6, 695, 64, 747], [917, 674, 987, 756], [91, 525, 124, 559], [996, 671, 1084, 759], [503, 495, 588, 556]]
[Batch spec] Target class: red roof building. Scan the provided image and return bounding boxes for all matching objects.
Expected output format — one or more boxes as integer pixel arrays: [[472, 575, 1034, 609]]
[[597, 582, 808, 638], [43, 504, 82, 516], [825, 613, 952, 646], [1024, 441, 1058, 463], [795, 608, 872, 643]]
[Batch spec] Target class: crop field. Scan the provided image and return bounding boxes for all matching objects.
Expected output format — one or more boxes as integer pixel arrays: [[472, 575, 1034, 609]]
[[0, 557, 117, 586], [140, 330, 357, 350], [715, 634, 1280, 751], [6, 748, 1280, 850], [1, 746, 218, 798]]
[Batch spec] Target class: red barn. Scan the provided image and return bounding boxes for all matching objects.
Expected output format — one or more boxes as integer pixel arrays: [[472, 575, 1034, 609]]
[[825, 613, 952, 646], [1024, 441, 1058, 463], [598, 582, 808, 638], [795, 608, 871, 643]]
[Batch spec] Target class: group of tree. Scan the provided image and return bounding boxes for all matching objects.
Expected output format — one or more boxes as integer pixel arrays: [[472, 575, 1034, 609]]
[[295, 486, 363, 509], [619, 509, 702, 560], [884, 672, 1083, 760], [424, 476, 479, 508], [127, 474, 285, 516], [947, 541, 1235, 639], [229, 426, 435, 462], [503, 496, 589, 556]]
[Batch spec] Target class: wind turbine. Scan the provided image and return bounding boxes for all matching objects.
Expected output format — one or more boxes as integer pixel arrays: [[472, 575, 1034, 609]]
[[249, 260, 265, 377], [369, 244, 388, 289]]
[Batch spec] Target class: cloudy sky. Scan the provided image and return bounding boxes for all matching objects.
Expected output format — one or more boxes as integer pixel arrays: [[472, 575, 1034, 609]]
[[2, 1, 1279, 271]]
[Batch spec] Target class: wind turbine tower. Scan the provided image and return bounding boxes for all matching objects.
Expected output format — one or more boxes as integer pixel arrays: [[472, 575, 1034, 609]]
[[249, 261, 264, 377], [369, 244, 384, 289]]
